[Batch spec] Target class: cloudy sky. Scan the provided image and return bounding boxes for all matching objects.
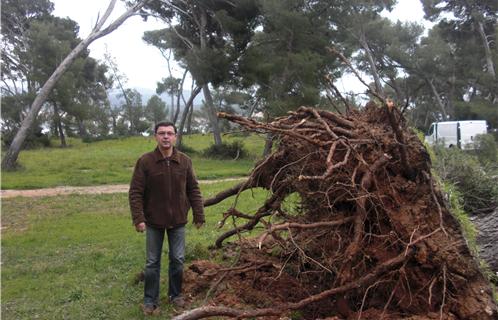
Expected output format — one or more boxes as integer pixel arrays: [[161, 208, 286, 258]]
[[52, 0, 428, 92]]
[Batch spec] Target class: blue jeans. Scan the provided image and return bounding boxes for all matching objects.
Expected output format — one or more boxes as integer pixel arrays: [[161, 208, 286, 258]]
[[144, 225, 185, 306]]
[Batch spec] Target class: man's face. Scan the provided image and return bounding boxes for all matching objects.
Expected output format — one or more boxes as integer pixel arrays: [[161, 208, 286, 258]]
[[155, 125, 177, 150]]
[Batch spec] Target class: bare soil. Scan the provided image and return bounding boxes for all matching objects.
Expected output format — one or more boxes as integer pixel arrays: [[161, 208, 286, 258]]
[[0, 177, 245, 199]]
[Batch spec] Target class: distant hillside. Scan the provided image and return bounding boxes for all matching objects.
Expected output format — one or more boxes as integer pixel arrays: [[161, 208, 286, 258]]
[[108, 87, 204, 110]]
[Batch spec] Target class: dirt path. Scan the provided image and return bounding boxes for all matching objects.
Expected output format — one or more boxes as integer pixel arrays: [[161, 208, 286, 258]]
[[0, 177, 246, 199]]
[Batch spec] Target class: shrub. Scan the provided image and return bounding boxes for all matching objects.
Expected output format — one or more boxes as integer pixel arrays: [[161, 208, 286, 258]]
[[472, 133, 498, 165], [202, 141, 247, 160], [1, 128, 51, 150], [82, 134, 121, 143], [176, 143, 197, 155], [432, 145, 498, 215]]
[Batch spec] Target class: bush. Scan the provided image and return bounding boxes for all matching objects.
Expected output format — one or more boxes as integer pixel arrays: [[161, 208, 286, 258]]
[[2, 130, 51, 149], [472, 133, 497, 165], [202, 141, 247, 160], [176, 143, 197, 156], [81, 134, 121, 143], [432, 145, 498, 215]]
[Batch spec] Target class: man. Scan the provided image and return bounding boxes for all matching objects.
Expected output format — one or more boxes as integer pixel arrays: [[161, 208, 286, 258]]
[[129, 121, 204, 315]]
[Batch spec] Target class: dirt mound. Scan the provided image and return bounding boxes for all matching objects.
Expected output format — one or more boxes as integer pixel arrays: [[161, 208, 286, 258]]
[[176, 104, 497, 320]]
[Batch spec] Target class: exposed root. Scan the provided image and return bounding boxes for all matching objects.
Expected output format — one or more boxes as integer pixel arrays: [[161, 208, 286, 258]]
[[193, 103, 498, 319]]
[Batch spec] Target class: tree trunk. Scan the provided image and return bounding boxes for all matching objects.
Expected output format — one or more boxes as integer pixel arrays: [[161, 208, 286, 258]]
[[359, 31, 384, 96], [476, 20, 496, 79], [111, 113, 118, 135], [426, 78, 448, 120], [202, 84, 222, 146], [1, 0, 146, 170], [471, 209, 498, 273], [187, 104, 193, 135], [173, 69, 188, 124], [53, 102, 66, 147], [198, 8, 222, 146], [77, 118, 88, 139], [176, 86, 201, 148], [169, 93, 175, 122]]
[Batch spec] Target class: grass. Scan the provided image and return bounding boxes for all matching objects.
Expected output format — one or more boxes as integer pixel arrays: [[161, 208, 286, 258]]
[[1, 134, 266, 189], [1, 181, 272, 319]]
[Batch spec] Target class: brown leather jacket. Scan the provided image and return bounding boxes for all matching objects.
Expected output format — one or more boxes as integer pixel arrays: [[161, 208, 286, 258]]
[[129, 147, 204, 229]]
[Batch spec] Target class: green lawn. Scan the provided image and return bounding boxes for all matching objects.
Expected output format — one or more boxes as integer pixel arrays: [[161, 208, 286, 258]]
[[1, 134, 266, 189], [1, 181, 270, 319]]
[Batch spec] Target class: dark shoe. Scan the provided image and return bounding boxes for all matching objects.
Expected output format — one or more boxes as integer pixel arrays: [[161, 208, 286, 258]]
[[170, 296, 186, 308], [140, 304, 160, 316]]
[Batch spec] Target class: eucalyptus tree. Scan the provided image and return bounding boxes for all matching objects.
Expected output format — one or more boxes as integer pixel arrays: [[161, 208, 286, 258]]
[[141, 0, 260, 146]]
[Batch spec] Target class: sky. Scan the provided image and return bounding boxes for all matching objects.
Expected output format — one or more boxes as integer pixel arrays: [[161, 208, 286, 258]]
[[52, 0, 429, 92]]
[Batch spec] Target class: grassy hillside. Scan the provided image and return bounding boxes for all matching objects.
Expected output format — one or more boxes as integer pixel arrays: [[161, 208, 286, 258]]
[[1, 181, 270, 319], [1, 134, 266, 189]]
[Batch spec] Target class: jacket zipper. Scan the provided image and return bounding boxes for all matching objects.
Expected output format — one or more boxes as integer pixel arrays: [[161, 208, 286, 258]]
[[166, 159, 172, 225]]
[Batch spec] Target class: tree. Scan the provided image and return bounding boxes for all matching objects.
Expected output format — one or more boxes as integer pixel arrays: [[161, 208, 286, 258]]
[[120, 88, 148, 135], [2, 0, 148, 170], [142, 0, 260, 146], [239, 0, 336, 118], [175, 85, 202, 148], [1, 0, 54, 147], [155, 76, 181, 121], [145, 94, 168, 126], [1, 0, 54, 93], [21, 16, 112, 146], [422, 0, 497, 80]]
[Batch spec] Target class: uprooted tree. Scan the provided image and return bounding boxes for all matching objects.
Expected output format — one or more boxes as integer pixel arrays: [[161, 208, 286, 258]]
[[174, 102, 497, 320]]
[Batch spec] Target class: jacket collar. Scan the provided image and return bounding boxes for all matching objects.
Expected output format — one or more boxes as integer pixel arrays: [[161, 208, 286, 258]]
[[153, 147, 180, 163]]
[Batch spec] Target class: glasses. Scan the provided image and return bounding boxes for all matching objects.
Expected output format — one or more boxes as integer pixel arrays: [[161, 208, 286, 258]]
[[156, 131, 176, 137]]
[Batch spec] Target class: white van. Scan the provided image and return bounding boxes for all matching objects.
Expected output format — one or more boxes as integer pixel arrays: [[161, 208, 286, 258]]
[[425, 120, 488, 149]]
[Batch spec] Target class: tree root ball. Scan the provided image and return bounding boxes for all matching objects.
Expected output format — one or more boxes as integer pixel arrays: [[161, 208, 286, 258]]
[[177, 103, 498, 320]]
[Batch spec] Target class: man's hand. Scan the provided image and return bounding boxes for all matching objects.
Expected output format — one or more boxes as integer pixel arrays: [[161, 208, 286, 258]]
[[135, 222, 146, 232], [194, 222, 204, 229]]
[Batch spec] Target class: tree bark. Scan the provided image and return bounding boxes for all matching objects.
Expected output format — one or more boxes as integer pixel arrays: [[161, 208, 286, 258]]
[[77, 118, 88, 139], [202, 84, 222, 146], [198, 8, 222, 146], [53, 102, 66, 147], [186, 103, 193, 135], [176, 86, 201, 148], [1, 0, 148, 170], [359, 30, 384, 96], [476, 20, 496, 79], [426, 78, 448, 120], [173, 69, 188, 124], [471, 208, 498, 273]]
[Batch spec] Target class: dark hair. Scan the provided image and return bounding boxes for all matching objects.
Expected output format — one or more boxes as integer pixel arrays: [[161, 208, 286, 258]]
[[154, 121, 177, 134]]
